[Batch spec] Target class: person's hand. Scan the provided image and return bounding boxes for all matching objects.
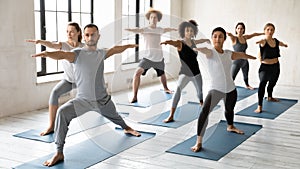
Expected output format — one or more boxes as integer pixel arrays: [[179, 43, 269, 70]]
[[26, 39, 39, 44], [32, 51, 47, 58]]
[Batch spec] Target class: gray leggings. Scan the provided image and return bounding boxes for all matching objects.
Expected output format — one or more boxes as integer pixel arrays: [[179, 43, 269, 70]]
[[54, 98, 128, 152], [231, 59, 250, 86], [49, 79, 75, 105], [172, 74, 203, 108]]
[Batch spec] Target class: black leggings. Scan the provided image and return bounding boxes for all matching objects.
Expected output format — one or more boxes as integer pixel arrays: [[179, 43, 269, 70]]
[[197, 89, 237, 136], [257, 62, 280, 106], [231, 59, 250, 86]]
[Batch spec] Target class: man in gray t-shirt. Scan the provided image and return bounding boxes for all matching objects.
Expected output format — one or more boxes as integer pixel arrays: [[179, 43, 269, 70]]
[[32, 24, 141, 167]]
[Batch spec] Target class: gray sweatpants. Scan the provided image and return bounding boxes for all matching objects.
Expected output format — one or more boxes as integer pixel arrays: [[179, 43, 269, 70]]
[[54, 97, 128, 152], [172, 74, 203, 108], [49, 79, 75, 105]]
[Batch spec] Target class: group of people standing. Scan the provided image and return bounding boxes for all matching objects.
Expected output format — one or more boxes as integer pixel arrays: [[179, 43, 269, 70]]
[[27, 8, 287, 167]]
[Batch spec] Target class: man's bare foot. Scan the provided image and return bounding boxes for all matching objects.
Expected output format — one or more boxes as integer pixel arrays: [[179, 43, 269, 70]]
[[267, 97, 279, 102], [164, 89, 173, 94], [43, 152, 64, 167], [254, 105, 262, 113], [227, 125, 244, 134], [246, 85, 254, 90], [191, 142, 202, 152], [124, 127, 141, 137], [40, 127, 54, 136], [163, 116, 174, 123]]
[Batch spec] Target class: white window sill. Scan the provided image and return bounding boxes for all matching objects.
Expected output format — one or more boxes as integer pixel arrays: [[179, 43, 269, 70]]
[[37, 74, 63, 84]]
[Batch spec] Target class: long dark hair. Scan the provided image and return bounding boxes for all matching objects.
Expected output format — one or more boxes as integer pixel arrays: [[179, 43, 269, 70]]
[[68, 22, 82, 42]]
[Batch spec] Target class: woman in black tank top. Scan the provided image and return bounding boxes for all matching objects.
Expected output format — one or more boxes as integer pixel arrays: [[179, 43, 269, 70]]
[[160, 20, 210, 123], [254, 23, 288, 113], [227, 22, 264, 90]]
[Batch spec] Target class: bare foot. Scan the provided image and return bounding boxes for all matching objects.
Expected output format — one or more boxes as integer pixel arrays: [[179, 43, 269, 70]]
[[43, 152, 64, 167], [40, 127, 54, 136], [124, 127, 141, 137], [191, 142, 202, 152], [130, 98, 138, 103], [246, 85, 254, 90], [227, 125, 244, 134], [254, 105, 262, 113], [163, 116, 174, 123], [267, 97, 279, 102], [164, 89, 173, 94]]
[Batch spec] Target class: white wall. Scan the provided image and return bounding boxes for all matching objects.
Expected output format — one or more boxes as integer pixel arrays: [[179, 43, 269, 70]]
[[181, 0, 300, 87], [0, 0, 182, 118]]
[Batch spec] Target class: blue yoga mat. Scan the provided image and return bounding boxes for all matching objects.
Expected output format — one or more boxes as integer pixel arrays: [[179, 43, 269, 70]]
[[140, 102, 219, 128], [236, 98, 298, 119], [236, 86, 257, 101], [116, 90, 178, 108], [13, 128, 155, 169], [13, 111, 129, 143], [166, 120, 262, 161]]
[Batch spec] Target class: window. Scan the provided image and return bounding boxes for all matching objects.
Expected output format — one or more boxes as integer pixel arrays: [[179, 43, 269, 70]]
[[34, 0, 93, 77], [121, 0, 153, 64]]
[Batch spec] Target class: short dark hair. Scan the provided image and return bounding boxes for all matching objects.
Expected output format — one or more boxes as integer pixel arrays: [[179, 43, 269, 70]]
[[178, 20, 198, 38], [212, 27, 227, 40], [235, 22, 245, 34], [84, 23, 99, 31]]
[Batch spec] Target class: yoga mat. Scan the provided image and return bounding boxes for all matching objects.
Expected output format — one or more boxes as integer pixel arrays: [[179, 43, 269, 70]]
[[166, 120, 262, 161], [236, 98, 298, 119], [116, 90, 178, 108], [140, 101, 219, 128], [13, 111, 129, 143], [13, 128, 155, 169], [236, 86, 257, 101]]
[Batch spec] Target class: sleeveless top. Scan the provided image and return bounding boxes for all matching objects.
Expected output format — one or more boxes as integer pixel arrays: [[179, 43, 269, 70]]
[[260, 38, 280, 60], [178, 40, 200, 77], [233, 37, 248, 53]]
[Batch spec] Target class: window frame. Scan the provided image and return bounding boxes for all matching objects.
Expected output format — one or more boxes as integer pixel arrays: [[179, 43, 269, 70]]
[[121, 0, 153, 65], [35, 0, 94, 77]]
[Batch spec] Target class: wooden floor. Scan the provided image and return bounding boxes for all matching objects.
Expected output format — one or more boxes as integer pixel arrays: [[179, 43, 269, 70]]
[[1, 80, 300, 169]]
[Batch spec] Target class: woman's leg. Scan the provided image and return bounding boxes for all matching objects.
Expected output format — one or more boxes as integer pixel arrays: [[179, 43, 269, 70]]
[[255, 65, 268, 113], [192, 73, 204, 105], [164, 74, 189, 123], [41, 80, 73, 136]]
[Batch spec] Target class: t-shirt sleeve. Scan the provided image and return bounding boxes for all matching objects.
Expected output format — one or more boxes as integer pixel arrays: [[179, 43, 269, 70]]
[[101, 49, 108, 60], [72, 48, 81, 63]]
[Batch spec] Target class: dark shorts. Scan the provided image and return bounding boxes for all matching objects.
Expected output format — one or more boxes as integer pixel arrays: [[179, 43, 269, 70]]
[[138, 58, 165, 77]]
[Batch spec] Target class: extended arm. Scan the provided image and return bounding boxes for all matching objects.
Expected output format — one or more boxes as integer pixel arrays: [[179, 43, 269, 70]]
[[226, 32, 236, 44], [26, 39, 62, 50], [194, 38, 210, 45], [32, 51, 75, 62], [124, 28, 144, 34], [279, 41, 288, 47], [160, 40, 182, 51], [256, 39, 266, 47], [194, 47, 212, 58], [232, 52, 256, 60], [106, 44, 138, 58], [163, 28, 177, 33], [244, 32, 264, 40]]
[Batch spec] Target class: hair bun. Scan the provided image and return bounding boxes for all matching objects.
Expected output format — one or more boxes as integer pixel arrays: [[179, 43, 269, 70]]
[[188, 20, 198, 26]]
